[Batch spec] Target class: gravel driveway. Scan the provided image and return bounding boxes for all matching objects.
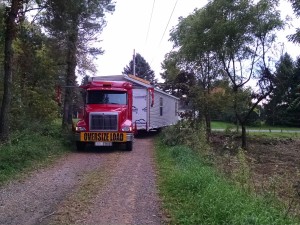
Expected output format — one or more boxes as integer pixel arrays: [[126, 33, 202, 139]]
[[0, 136, 162, 225]]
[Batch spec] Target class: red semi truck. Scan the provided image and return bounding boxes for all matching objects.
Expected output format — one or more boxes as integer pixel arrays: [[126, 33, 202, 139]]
[[74, 79, 134, 151]]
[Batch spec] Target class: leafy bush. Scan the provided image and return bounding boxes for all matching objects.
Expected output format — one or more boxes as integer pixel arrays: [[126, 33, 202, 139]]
[[0, 120, 70, 184], [160, 121, 210, 155]]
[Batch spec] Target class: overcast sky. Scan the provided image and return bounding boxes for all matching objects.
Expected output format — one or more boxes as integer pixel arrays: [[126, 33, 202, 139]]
[[93, 0, 300, 81]]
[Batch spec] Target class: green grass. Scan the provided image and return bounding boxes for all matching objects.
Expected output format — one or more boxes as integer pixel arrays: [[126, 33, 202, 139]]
[[155, 139, 299, 225], [0, 121, 71, 184], [211, 121, 300, 131], [211, 121, 300, 138], [249, 132, 299, 139], [211, 121, 236, 129]]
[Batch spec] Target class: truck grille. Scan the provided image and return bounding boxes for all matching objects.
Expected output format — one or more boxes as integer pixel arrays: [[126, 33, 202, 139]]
[[90, 113, 118, 131]]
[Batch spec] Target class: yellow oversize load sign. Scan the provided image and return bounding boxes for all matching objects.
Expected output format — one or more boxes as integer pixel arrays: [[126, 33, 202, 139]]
[[80, 132, 127, 142]]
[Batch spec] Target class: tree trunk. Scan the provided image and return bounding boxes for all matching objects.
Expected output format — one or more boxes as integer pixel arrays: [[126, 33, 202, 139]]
[[203, 78, 211, 143], [236, 118, 239, 132], [0, 0, 23, 142], [234, 94, 247, 149], [205, 112, 211, 142], [241, 123, 247, 149], [62, 25, 78, 129]]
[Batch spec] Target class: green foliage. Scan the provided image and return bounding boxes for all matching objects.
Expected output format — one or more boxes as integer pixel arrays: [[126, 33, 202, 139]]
[[160, 121, 210, 155], [0, 0, 116, 140], [160, 51, 197, 99], [155, 140, 300, 225], [288, 0, 300, 43], [264, 54, 300, 127], [169, 0, 284, 148], [209, 80, 262, 125], [289, 84, 300, 109], [0, 121, 70, 184], [41, 0, 115, 126], [164, 71, 196, 98], [160, 51, 181, 82], [9, 22, 60, 130], [211, 121, 235, 129]]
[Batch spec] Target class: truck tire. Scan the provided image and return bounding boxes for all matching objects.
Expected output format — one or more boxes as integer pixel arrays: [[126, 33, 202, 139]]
[[76, 141, 86, 151], [125, 141, 133, 151]]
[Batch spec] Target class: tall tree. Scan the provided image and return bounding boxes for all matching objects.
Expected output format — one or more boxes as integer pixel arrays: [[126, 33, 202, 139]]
[[213, 0, 283, 148], [0, 0, 25, 141], [265, 53, 300, 126], [288, 0, 300, 122], [265, 53, 294, 125], [161, 48, 219, 140], [123, 53, 157, 84], [11, 21, 59, 127], [168, 6, 223, 140], [43, 0, 115, 128], [169, 0, 284, 148], [160, 51, 196, 97]]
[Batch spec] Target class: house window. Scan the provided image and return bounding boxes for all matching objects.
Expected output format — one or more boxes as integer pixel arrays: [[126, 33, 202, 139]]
[[175, 101, 178, 116], [160, 97, 163, 116]]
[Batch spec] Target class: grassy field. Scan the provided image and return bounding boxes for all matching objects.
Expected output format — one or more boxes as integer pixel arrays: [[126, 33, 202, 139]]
[[211, 121, 300, 131], [0, 121, 71, 184], [212, 121, 300, 139], [155, 138, 300, 225], [249, 132, 299, 138]]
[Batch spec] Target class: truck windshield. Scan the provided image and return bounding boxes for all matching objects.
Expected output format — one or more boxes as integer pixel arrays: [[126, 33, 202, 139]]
[[87, 90, 127, 105]]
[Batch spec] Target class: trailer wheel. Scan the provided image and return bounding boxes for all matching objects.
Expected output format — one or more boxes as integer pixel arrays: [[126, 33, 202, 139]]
[[125, 141, 133, 151], [76, 141, 86, 151]]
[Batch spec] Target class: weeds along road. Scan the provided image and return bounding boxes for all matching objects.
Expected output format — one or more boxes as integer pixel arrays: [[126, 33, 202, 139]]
[[212, 128, 300, 133], [0, 135, 162, 225]]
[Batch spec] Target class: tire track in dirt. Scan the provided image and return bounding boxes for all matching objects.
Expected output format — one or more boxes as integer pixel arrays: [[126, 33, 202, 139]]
[[0, 136, 162, 225], [77, 137, 162, 225]]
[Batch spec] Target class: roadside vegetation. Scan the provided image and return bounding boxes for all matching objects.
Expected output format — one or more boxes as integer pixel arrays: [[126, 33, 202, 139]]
[[212, 121, 300, 132], [155, 121, 300, 225], [0, 1, 115, 185], [212, 121, 300, 139], [0, 120, 71, 185]]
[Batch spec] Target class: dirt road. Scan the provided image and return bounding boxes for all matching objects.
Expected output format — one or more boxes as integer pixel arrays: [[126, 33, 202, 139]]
[[0, 136, 162, 225]]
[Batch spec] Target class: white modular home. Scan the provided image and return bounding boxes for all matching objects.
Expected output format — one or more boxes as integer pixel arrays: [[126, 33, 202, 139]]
[[90, 74, 179, 131]]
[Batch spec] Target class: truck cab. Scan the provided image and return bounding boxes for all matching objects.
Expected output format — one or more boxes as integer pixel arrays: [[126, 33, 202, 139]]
[[74, 80, 134, 151]]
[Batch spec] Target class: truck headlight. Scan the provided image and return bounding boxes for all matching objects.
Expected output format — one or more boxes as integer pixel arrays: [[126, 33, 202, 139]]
[[76, 127, 86, 131], [121, 126, 132, 132]]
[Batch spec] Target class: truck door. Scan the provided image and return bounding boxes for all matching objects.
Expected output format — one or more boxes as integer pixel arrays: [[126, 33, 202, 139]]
[[132, 89, 148, 131]]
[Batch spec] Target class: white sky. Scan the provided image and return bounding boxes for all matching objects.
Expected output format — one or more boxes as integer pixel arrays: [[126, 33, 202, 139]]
[[93, 0, 300, 81]]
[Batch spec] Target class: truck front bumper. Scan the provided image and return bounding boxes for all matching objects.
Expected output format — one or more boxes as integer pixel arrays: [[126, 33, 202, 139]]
[[74, 132, 134, 142]]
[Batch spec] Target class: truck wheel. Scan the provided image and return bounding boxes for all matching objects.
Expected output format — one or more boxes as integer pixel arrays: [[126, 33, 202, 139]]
[[76, 142, 86, 151], [125, 141, 133, 151]]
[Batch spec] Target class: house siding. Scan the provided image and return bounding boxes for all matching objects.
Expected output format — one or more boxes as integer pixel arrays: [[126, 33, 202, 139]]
[[149, 90, 178, 129]]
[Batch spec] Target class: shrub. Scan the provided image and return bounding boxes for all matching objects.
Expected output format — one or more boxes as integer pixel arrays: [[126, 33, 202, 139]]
[[0, 120, 70, 184], [161, 120, 210, 156]]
